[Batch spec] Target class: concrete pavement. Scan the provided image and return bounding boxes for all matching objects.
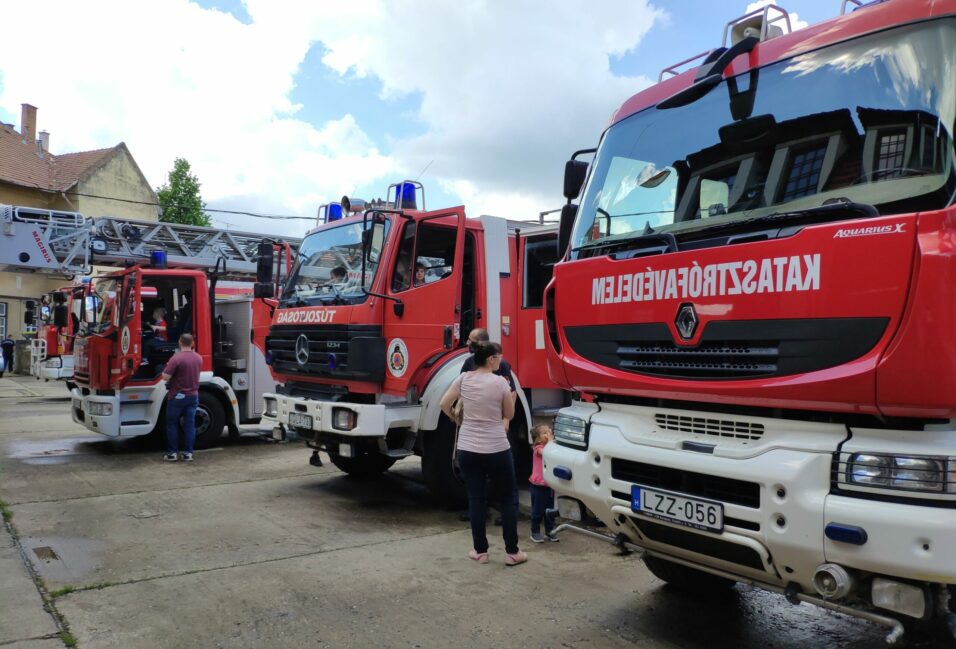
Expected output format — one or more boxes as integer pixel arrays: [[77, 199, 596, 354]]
[[0, 392, 894, 648]]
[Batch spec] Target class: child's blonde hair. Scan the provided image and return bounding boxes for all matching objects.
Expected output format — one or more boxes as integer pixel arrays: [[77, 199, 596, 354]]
[[531, 423, 552, 445]]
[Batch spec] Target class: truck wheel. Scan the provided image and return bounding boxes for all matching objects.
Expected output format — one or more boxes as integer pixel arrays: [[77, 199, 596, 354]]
[[422, 415, 468, 508], [328, 450, 396, 478], [643, 555, 736, 593], [193, 392, 226, 450]]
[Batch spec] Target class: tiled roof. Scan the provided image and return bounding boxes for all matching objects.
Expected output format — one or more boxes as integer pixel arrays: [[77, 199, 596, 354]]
[[0, 123, 119, 192]]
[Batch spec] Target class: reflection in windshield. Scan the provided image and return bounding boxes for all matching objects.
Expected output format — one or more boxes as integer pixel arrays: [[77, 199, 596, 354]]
[[88, 278, 120, 334], [572, 19, 956, 255], [283, 219, 391, 305]]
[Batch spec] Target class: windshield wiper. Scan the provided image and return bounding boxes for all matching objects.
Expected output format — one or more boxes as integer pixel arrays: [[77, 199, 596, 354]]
[[682, 201, 879, 241], [657, 36, 760, 110], [574, 230, 677, 259]]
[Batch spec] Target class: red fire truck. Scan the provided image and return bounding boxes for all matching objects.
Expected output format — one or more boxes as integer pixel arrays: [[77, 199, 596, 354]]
[[0, 203, 299, 448], [29, 283, 87, 382], [261, 182, 566, 503], [544, 1, 956, 641]]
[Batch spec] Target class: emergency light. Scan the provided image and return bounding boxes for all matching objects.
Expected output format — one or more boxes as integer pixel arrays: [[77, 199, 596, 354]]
[[150, 250, 168, 269], [328, 203, 344, 221], [394, 181, 418, 209]]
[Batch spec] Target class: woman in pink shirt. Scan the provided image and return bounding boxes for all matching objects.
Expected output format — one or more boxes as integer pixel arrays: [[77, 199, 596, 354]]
[[440, 342, 525, 566]]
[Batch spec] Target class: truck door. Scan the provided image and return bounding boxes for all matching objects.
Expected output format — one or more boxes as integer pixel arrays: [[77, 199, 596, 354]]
[[382, 210, 466, 394], [113, 268, 142, 388]]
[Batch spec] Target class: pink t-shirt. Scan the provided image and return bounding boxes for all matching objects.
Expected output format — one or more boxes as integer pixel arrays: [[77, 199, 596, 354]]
[[453, 371, 512, 454], [529, 443, 547, 486]]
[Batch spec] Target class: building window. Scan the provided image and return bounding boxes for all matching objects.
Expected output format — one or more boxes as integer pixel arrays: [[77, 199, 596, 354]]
[[780, 144, 827, 202], [875, 131, 906, 180], [0, 302, 6, 339]]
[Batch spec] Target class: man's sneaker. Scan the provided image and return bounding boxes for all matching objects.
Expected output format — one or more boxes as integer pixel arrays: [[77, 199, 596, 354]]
[[164, 453, 178, 462], [529, 532, 546, 543], [182, 453, 194, 462], [546, 532, 561, 542]]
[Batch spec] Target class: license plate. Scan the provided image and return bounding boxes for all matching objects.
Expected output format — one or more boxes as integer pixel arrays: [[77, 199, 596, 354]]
[[631, 485, 723, 532], [288, 412, 313, 430]]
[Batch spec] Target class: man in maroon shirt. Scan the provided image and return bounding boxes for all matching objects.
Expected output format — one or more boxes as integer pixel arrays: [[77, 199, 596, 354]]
[[161, 333, 203, 461]]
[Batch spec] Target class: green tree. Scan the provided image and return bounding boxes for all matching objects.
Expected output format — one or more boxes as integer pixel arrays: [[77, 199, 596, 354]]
[[156, 158, 211, 227]]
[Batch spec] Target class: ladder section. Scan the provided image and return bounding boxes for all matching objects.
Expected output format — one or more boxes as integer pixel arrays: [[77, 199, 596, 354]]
[[0, 205, 92, 276], [91, 217, 302, 277]]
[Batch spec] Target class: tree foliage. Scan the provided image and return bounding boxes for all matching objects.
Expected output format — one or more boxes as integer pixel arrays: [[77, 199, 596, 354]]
[[156, 158, 211, 227]]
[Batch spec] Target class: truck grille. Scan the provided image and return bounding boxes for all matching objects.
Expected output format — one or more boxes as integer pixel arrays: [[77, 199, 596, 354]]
[[266, 325, 384, 383], [564, 318, 887, 380], [611, 458, 760, 509], [654, 413, 764, 441]]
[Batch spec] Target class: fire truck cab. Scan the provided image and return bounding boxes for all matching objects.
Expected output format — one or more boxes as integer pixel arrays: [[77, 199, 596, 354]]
[[30, 283, 86, 382], [71, 265, 278, 448], [544, 1, 956, 642], [262, 182, 566, 503]]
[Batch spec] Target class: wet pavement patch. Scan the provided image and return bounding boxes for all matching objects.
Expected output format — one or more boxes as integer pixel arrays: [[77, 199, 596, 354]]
[[33, 546, 59, 562]]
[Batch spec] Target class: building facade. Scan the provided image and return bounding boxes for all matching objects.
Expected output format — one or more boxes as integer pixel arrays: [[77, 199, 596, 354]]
[[0, 103, 159, 356]]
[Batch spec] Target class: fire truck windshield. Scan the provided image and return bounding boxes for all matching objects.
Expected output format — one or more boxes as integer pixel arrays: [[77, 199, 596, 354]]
[[282, 218, 391, 306], [87, 278, 120, 334], [571, 18, 956, 257]]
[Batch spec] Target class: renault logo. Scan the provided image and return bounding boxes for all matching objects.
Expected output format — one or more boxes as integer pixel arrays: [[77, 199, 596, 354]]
[[295, 334, 310, 365], [675, 303, 698, 340]]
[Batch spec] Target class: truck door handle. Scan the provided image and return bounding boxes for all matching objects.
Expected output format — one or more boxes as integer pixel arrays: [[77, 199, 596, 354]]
[[443, 326, 453, 350]]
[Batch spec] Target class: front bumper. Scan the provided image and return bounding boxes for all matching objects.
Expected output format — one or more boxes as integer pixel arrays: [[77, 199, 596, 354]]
[[71, 383, 166, 438], [261, 391, 421, 439], [544, 402, 956, 594]]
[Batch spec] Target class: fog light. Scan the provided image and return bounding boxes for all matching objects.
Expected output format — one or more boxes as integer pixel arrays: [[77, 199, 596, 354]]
[[556, 496, 584, 522], [264, 397, 278, 418], [44, 357, 62, 368], [871, 578, 929, 619], [88, 402, 113, 416], [338, 443, 354, 458], [332, 408, 356, 431]]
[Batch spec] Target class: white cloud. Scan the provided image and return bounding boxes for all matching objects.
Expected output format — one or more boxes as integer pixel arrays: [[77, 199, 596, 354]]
[[745, 1, 810, 32], [0, 0, 667, 233]]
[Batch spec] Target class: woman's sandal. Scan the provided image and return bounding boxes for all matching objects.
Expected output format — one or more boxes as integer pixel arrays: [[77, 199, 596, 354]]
[[469, 549, 490, 564], [504, 550, 528, 566]]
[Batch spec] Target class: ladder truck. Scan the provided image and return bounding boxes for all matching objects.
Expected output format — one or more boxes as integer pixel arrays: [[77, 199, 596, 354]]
[[0, 203, 300, 448], [259, 182, 568, 504], [544, 1, 956, 642]]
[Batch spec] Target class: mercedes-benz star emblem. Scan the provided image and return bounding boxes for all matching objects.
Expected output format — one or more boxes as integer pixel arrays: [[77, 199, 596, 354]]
[[295, 334, 310, 365], [675, 303, 699, 340]]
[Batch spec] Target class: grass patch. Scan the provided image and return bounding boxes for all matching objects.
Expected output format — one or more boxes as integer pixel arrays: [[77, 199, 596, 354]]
[[50, 585, 76, 599], [60, 631, 77, 647], [0, 498, 12, 522]]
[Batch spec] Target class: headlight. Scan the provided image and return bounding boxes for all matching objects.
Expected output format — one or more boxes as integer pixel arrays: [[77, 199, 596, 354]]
[[554, 413, 588, 448], [264, 397, 278, 418], [44, 358, 62, 368], [332, 407, 356, 431], [846, 453, 949, 493], [87, 402, 113, 416]]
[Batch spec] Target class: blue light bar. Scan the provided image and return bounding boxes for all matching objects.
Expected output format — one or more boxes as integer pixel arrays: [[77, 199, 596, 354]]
[[397, 182, 417, 209], [825, 523, 868, 545], [328, 203, 344, 221], [553, 466, 573, 480], [150, 250, 168, 269]]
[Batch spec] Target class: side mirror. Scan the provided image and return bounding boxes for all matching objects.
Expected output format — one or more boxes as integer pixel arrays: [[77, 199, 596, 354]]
[[256, 242, 274, 284], [24, 309, 35, 326], [564, 160, 589, 201], [557, 204, 578, 258], [53, 305, 69, 328], [254, 283, 275, 299], [52, 291, 68, 305]]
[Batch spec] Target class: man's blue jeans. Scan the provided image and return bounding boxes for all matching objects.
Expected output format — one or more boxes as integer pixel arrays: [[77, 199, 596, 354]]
[[457, 449, 519, 554], [166, 394, 199, 455]]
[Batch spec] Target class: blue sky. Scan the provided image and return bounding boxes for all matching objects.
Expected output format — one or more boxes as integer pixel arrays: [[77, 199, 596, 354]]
[[0, 0, 838, 236]]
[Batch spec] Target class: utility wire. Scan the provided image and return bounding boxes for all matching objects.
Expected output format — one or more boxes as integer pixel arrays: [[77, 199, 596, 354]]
[[64, 190, 315, 220]]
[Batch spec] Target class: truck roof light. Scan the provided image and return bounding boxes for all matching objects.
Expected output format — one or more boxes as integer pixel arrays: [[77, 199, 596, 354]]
[[388, 180, 423, 210], [150, 250, 168, 269], [328, 204, 344, 221]]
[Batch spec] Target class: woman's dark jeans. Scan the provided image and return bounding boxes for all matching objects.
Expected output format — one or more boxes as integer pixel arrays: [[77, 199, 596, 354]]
[[457, 448, 519, 554]]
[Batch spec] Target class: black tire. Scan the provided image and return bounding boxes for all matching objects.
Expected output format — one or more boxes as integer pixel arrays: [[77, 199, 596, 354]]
[[422, 414, 468, 508], [328, 449, 396, 478], [192, 391, 227, 450], [643, 555, 736, 593]]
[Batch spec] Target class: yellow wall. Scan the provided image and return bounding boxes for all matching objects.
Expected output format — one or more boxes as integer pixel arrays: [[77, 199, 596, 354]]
[[0, 182, 74, 212], [76, 150, 158, 222]]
